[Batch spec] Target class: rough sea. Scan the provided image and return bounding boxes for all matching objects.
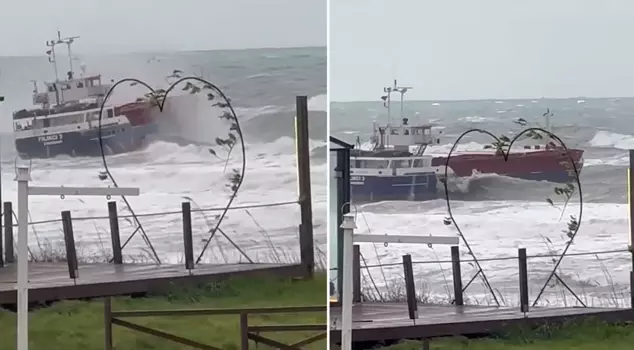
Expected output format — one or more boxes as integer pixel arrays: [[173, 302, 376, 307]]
[[0, 46, 327, 265], [331, 97, 633, 307]]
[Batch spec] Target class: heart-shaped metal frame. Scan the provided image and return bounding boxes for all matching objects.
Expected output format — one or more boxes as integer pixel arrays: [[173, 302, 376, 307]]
[[97, 76, 246, 265], [442, 127, 584, 307]]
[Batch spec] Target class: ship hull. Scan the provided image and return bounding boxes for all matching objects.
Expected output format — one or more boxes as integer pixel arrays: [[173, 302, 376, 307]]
[[432, 149, 584, 183], [15, 122, 157, 159], [351, 173, 438, 202]]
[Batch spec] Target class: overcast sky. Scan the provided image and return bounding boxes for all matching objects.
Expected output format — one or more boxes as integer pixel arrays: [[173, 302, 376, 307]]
[[331, 0, 634, 101], [0, 0, 326, 56]]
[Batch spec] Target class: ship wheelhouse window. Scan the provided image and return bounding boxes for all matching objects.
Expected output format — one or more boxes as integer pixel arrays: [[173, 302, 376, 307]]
[[391, 159, 412, 168], [47, 86, 55, 93], [107, 109, 114, 118], [390, 128, 400, 135], [354, 159, 389, 169], [413, 159, 430, 167]]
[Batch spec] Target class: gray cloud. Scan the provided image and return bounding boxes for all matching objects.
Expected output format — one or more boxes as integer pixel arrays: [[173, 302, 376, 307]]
[[0, 0, 326, 56], [330, 0, 634, 101]]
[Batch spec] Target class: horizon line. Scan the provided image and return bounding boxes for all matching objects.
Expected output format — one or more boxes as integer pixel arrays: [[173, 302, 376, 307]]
[[331, 96, 632, 103], [0, 45, 326, 59]]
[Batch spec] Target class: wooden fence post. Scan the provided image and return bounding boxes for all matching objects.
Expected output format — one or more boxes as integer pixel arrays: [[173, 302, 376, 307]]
[[295, 96, 314, 278], [108, 201, 123, 264], [61, 211, 79, 279], [4, 202, 13, 263], [451, 246, 464, 306], [182, 202, 194, 271], [518, 248, 529, 314]]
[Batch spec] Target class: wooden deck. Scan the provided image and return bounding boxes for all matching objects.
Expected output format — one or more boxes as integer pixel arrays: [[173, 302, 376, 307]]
[[329, 302, 634, 344], [0, 262, 302, 304]]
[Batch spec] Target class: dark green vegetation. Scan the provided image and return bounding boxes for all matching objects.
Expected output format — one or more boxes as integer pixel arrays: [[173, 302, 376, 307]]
[[379, 319, 634, 350], [0, 274, 326, 349]]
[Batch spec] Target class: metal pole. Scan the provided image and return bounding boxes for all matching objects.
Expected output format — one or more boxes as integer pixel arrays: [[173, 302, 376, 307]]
[[340, 214, 356, 350], [16, 166, 30, 350], [336, 147, 351, 301], [627, 149, 634, 309], [629, 149, 634, 263]]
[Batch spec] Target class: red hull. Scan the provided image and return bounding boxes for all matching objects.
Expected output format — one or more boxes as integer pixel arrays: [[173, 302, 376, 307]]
[[431, 148, 584, 182], [114, 102, 154, 126]]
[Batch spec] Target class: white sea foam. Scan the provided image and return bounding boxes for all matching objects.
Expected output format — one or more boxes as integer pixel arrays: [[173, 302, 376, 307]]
[[342, 200, 631, 306], [589, 130, 634, 150], [1, 135, 327, 264], [308, 94, 327, 112]]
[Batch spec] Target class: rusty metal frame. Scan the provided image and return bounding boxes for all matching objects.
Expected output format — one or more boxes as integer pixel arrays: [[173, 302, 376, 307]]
[[104, 297, 326, 350]]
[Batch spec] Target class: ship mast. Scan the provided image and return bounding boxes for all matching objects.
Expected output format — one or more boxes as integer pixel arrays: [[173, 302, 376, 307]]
[[393, 80, 412, 121], [381, 79, 413, 145], [543, 108, 553, 134], [45, 31, 80, 81]]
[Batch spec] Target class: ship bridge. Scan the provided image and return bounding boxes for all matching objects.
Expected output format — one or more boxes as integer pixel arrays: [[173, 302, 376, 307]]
[[372, 118, 437, 152], [32, 74, 111, 108]]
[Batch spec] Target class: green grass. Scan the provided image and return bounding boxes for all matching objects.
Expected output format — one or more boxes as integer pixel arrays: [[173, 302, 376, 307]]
[[378, 319, 634, 350], [0, 273, 327, 350]]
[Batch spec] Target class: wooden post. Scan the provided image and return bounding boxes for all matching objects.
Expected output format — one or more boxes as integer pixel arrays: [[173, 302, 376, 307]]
[[352, 245, 361, 302], [518, 248, 529, 314], [182, 202, 194, 271], [451, 246, 464, 306], [239, 313, 249, 350], [402, 254, 418, 320], [631, 271, 634, 310], [295, 95, 314, 278], [4, 202, 13, 263], [61, 210, 79, 279], [107, 201, 123, 264], [104, 297, 113, 350]]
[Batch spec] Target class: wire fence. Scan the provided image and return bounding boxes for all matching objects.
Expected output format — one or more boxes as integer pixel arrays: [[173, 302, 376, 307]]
[[0, 200, 299, 228], [330, 245, 633, 308], [329, 247, 631, 271], [0, 199, 319, 266]]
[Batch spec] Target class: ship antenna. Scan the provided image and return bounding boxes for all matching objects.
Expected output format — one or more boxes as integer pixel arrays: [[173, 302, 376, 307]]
[[45, 36, 60, 81], [382, 80, 397, 145], [393, 81, 413, 121]]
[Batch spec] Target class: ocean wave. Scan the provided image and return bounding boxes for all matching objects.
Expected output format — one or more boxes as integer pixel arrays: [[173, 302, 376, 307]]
[[308, 94, 327, 112], [459, 115, 496, 123], [584, 153, 629, 167], [589, 130, 634, 150], [352, 198, 628, 304]]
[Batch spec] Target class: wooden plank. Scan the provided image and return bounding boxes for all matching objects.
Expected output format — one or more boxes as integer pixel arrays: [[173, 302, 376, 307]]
[[0, 262, 302, 303], [329, 302, 634, 343]]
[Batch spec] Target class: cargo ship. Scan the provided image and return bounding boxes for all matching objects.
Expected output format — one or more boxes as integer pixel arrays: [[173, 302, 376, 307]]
[[349, 81, 449, 202], [12, 32, 157, 159], [350, 80, 584, 202]]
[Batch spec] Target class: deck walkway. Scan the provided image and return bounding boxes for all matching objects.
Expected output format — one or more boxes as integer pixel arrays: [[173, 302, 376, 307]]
[[0, 262, 301, 304], [329, 302, 634, 344]]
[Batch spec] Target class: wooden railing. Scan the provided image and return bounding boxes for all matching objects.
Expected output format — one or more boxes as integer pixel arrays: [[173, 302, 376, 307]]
[[103, 298, 326, 350]]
